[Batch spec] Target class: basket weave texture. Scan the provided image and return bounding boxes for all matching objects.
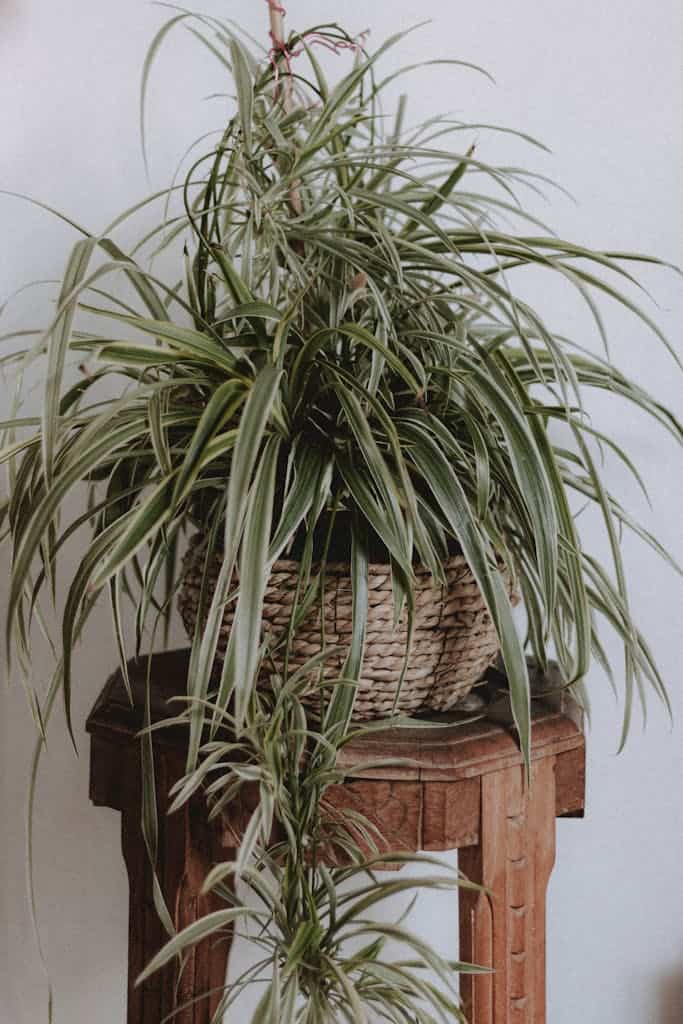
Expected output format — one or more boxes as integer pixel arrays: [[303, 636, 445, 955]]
[[178, 538, 515, 720]]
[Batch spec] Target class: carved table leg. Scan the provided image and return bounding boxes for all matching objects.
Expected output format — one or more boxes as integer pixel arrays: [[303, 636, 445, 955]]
[[118, 746, 233, 1024], [459, 757, 557, 1024]]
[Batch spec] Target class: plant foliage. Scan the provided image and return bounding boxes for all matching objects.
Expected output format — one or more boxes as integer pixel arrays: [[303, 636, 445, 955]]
[[1, 9, 681, 1017], [3, 16, 679, 750]]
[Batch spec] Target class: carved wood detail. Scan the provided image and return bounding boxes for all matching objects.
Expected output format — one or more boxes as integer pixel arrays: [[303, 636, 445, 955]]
[[458, 758, 557, 1024], [323, 780, 422, 857], [422, 777, 481, 849]]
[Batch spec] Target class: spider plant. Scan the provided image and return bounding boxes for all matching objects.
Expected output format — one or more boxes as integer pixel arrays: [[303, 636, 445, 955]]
[[138, 662, 478, 1023], [2, 14, 680, 792]]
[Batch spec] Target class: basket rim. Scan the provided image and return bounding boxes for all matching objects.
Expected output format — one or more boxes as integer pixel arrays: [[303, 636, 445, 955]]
[[182, 532, 476, 576], [184, 544, 479, 577]]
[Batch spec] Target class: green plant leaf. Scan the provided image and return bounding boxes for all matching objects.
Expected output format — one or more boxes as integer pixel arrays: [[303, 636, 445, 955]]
[[171, 378, 245, 505], [323, 517, 369, 737], [219, 436, 280, 731], [187, 364, 282, 768], [136, 908, 259, 984], [400, 420, 531, 765], [229, 37, 254, 155], [84, 308, 241, 375], [42, 237, 97, 484]]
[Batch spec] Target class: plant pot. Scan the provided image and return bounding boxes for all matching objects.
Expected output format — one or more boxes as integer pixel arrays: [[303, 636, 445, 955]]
[[178, 530, 516, 720]]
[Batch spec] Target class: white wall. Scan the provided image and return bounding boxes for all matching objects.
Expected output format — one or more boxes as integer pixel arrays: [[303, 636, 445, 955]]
[[1, 2, 681, 1022]]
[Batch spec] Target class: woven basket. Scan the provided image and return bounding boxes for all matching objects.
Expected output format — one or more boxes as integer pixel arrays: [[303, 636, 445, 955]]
[[178, 533, 515, 721]]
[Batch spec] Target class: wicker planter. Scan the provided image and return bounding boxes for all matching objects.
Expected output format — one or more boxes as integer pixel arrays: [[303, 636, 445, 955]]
[[179, 533, 516, 720]]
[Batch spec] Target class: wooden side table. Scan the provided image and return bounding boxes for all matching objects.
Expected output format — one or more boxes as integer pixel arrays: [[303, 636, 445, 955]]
[[87, 650, 585, 1024]]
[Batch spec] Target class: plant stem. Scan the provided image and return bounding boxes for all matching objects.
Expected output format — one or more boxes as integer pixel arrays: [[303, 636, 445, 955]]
[[267, 1, 286, 50], [266, 2, 303, 220]]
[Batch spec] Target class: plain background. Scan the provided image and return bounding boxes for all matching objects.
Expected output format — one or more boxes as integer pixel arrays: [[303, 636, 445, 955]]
[[1, 1, 681, 1021]]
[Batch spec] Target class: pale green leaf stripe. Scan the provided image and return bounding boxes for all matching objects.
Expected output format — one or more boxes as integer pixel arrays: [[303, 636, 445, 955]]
[[524, 413, 592, 682], [136, 908, 258, 984], [171, 378, 245, 506], [532, 405, 651, 503], [109, 574, 131, 704], [187, 364, 283, 768], [331, 364, 440, 578], [337, 460, 408, 573], [349, 919, 463, 990], [216, 300, 282, 324], [92, 343, 188, 367], [333, 875, 460, 929], [235, 806, 265, 875], [289, 324, 420, 397], [6, 416, 149, 653], [148, 388, 172, 478], [571, 424, 638, 747], [251, 978, 279, 1024], [0, 435, 39, 465], [458, 358, 559, 617], [199, 429, 239, 466], [84, 308, 240, 375], [324, 521, 369, 737], [323, 958, 368, 1024], [229, 38, 254, 154], [211, 245, 254, 307], [220, 436, 280, 731], [400, 420, 530, 765], [335, 386, 412, 575], [42, 237, 97, 483], [360, 962, 466, 1021], [269, 446, 325, 559], [335, 323, 421, 393], [139, 13, 188, 173], [400, 151, 472, 239], [89, 477, 174, 591], [98, 238, 168, 320], [221, 366, 281, 570], [302, 26, 419, 152]]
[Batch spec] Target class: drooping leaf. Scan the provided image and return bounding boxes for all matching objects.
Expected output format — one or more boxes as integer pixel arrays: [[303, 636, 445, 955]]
[[42, 237, 97, 484]]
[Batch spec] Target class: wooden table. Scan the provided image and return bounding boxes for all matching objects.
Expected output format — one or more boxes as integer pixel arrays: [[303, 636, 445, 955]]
[[87, 650, 585, 1024]]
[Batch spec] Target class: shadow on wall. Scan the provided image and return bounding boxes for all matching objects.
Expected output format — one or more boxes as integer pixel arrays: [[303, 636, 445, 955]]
[[657, 967, 683, 1023]]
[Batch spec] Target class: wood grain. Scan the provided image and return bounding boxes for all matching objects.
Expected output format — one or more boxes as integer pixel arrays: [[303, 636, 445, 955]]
[[96, 739, 231, 1023], [459, 758, 557, 1023]]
